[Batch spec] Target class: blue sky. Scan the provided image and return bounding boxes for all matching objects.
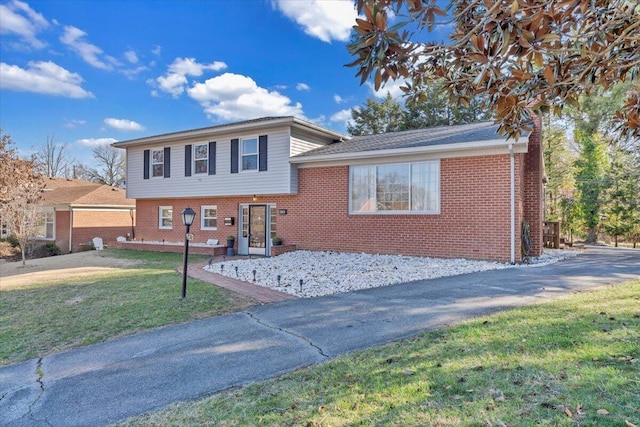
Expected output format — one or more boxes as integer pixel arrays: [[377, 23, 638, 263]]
[[0, 0, 445, 168]]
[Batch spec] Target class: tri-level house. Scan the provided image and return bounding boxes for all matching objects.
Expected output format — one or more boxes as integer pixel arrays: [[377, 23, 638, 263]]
[[113, 116, 544, 263]]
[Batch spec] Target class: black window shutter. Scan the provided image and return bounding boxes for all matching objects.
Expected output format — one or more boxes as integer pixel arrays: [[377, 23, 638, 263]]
[[259, 135, 268, 171], [208, 141, 216, 175], [143, 150, 150, 180], [164, 147, 170, 178], [184, 145, 192, 177], [230, 138, 239, 174]]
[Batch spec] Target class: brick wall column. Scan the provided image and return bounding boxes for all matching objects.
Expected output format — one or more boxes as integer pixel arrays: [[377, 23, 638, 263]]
[[523, 116, 544, 256]]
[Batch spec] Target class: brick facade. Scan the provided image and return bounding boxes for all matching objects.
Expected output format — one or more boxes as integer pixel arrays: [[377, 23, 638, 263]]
[[130, 128, 543, 263]]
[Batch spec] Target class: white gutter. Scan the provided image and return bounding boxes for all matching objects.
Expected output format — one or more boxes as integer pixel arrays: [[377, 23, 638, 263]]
[[509, 142, 516, 264]]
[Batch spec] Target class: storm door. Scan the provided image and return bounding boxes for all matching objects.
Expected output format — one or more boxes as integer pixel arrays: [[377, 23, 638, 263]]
[[248, 205, 267, 255]]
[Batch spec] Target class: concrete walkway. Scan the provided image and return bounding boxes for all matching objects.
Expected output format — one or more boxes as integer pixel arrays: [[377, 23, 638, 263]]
[[1, 246, 639, 427]]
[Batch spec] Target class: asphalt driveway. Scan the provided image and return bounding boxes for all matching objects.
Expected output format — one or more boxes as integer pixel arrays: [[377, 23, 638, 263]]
[[1, 246, 639, 426]]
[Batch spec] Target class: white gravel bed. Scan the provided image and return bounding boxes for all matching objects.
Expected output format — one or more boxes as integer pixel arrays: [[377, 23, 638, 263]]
[[204, 249, 579, 298]]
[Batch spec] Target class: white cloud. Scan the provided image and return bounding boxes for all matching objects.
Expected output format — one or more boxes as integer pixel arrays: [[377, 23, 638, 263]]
[[0, 0, 49, 49], [76, 137, 118, 147], [124, 49, 138, 64], [187, 72, 304, 121], [65, 119, 87, 129], [296, 82, 310, 91], [120, 65, 148, 78], [367, 78, 408, 100], [60, 25, 120, 70], [0, 61, 93, 98], [334, 94, 346, 104], [104, 118, 144, 131], [154, 57, 227, 97], [273, 0, 357, 43], [152, 45, 162, 56], [330, 108, 352, 123]]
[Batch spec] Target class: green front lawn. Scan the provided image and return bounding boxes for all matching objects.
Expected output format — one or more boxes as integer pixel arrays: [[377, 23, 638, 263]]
[[118, 280, 640, 427], [0, 250, 254, 365]]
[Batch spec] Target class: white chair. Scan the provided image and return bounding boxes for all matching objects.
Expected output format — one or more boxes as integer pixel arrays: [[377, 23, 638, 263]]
[[92, 237, 104, 250]]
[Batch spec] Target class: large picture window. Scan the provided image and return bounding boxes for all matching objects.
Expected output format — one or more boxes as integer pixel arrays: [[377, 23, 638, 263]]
[[151, 149, 164, 177], [201, 205, 217, 230], [350, 161, 440, 214], [241, 137, 258, 171], [159, 206, 173, 229], [194, 144, 208, 174]]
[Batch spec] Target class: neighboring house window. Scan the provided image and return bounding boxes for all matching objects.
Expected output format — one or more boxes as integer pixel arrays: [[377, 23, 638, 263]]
[[1, 222, 8, 238], [35, 211, 55, 239], [201, 205, 217, 230], [159, 206, 173, 229], [350, 161, 440, 214], [194, 144, 208, 174], [152, 149, 164, 177], [241, 137, 258, 171]]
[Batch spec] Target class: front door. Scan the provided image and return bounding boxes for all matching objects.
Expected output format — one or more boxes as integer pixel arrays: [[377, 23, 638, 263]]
[[248, 205, 267, 255]]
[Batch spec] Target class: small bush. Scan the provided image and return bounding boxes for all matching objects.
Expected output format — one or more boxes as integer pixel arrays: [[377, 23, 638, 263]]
[[32, 242, 62, 258], [3, 235, 20, 248], [0, 241, 18, 258]]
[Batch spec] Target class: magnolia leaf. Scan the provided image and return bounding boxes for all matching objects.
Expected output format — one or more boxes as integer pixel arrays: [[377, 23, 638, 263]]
[[511, 0, 519, 15], [356, 18, 374, 31], [544, 66, 555, 84]]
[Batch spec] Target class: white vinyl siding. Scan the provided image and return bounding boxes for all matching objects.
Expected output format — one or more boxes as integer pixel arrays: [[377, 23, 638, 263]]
[[125, 127, 296, 199], [159, 206, 173, 229], [201, 205, 217, 230], [350, 161, 440, 214], [194, 144, 208, 174]]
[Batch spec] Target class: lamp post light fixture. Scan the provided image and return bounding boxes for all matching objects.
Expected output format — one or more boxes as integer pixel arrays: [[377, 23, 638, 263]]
[[181, 207, 196, 299]]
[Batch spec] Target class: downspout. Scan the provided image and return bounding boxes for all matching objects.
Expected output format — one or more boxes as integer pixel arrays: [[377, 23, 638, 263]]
[[509, 143, 515, 265], [69, 207, 73, 253]]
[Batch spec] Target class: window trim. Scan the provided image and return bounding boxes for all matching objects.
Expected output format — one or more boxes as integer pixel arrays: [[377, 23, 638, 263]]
[[200, 205, 218, 230], [151, 148, 164, 178], [193, 143, 208, 175], [158, 206, 173, 229], [349, 160, 440, 215], [240, 136, 259, 172]]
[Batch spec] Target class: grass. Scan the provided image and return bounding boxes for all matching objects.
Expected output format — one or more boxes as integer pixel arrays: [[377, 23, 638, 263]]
[[0, 249, 255, 365], [117, 280, 640, 427]]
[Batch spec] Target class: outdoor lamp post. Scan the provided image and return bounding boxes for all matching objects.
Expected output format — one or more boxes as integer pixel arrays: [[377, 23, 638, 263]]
[[181, 207, 196, 299]]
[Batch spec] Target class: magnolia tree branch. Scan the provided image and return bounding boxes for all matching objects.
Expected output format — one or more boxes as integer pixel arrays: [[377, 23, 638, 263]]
[[348, 0, 640, 139]]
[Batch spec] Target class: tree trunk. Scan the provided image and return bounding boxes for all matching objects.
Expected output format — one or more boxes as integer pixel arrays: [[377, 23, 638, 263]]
[[586, 228, 597, 244], [614, 235, 618, 247]]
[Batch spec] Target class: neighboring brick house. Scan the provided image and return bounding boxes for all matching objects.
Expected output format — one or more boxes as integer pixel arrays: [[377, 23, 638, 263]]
[[113, 116, 544, 263], [35, 178, 136, 253]]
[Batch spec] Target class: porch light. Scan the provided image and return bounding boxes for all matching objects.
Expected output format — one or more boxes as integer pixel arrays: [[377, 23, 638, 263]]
[[181, 207, 196, 299], [181, 207, 196, 227], [252, 194, 258, 202]]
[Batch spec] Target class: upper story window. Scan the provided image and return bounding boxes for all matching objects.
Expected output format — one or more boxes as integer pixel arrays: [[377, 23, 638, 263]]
[[350, 161, 440, 214], [201, 205, 217, 230], [194, 144, 208, 174], [241, 137, 258, 171], [159, 206, 173, 229], [152, 149, 164, 177]]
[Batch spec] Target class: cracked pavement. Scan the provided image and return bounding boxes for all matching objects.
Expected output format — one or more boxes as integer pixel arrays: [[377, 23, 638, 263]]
[[1, 246, 639, 426]]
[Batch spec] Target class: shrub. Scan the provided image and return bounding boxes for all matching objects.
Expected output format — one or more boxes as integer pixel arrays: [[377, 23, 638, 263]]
[[32, 242, 62, 258]]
